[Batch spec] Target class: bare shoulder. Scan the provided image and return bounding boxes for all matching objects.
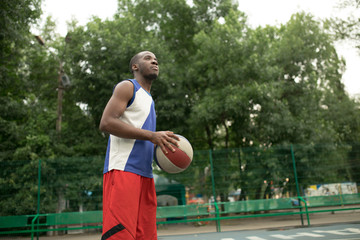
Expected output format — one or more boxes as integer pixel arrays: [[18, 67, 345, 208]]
[[114, 80, 134, 93], [113, 80, 134, 101]]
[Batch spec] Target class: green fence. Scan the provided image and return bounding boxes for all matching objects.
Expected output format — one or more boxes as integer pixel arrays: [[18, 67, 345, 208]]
[[1, 143, 359, 236]]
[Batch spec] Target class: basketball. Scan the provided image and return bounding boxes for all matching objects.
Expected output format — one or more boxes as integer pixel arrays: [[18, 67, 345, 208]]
[[154, 135, 193, 174]]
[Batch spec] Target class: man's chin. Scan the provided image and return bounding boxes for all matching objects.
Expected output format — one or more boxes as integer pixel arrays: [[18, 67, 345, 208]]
[[146, 73, 158, 81]]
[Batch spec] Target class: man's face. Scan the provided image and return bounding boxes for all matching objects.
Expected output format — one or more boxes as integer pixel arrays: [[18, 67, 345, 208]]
[[137, 51, 159, 80]]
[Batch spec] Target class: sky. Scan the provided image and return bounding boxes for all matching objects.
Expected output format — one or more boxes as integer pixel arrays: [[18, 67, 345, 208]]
[[38, 0, 359, 97]]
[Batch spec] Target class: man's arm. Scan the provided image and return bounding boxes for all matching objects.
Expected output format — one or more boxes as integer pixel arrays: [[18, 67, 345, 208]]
[[99, 81, 179, 153]]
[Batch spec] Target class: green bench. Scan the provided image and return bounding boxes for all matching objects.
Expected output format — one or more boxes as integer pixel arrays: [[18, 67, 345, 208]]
[[307, 194, 360, 207], [46, 211, 102, 227], [305, 193, 360, 215], [222, 198, 300, 213], [0, 211, 103, 239], [157, 198, 301, 217], [0, 215, 35, 229], [157, 203, 209, 219]]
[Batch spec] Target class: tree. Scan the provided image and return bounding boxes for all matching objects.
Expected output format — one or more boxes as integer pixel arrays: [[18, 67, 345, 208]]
[[0, 0, 42, 160], [326, 0, 360, 50], [186, 11, 360, 199], [0, 0, 50, 215]]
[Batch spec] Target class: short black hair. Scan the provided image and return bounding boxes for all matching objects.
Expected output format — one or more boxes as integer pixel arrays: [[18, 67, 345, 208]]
[[129, 52, 143, 74]]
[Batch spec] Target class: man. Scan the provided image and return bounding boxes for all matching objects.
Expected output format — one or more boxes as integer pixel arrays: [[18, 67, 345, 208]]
[[99, 51, 179, 240]]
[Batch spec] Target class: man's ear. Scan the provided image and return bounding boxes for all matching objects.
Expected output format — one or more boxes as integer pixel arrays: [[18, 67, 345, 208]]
[[132, 64, 138, 72]]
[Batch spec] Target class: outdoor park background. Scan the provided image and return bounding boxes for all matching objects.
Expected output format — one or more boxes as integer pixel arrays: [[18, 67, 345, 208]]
[[1, 0, 360, 233]]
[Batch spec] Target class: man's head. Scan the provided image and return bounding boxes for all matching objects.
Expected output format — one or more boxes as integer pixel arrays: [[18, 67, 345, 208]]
[[129, 51, 159, 81]]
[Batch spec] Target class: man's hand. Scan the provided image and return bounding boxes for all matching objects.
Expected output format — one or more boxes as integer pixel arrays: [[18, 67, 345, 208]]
[[150, 131, 180, 154]]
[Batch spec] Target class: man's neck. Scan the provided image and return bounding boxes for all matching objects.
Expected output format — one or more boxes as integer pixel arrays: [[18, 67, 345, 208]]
[[135, 77, 153, 92]]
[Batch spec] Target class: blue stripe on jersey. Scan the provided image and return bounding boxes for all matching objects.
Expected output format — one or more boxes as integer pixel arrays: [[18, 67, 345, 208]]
[[124, 101, 156, 177]]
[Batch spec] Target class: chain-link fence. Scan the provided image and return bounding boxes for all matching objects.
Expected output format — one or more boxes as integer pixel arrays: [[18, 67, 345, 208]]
[[1, 143, 359, 216]]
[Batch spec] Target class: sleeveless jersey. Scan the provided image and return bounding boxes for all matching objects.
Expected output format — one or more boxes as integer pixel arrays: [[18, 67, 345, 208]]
[[103, 79, 156, 178]]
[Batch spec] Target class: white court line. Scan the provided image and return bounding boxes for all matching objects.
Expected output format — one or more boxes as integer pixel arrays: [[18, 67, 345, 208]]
[[333, 238, 360, 240], [314, 229, 359, 236], [270, 234, 294, 239], [269, 233, 324, 239], [297, 232, 324, 237], [344, 228, 360, 234], [246, 237, 267, 240]]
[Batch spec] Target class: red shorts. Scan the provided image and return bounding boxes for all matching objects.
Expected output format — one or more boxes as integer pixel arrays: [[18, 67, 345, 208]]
[[102, 170, 157, 240]]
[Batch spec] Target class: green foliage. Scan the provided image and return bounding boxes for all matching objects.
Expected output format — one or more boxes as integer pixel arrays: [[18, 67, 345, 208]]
[[0, 0, 43, 160]]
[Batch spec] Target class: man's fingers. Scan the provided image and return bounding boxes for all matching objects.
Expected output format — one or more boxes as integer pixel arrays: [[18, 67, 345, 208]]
[[164, 139, 176, 153], [166, 132, 180, 147], [160, 144, 168, 154], [153, 131, 180, 154], [162, 137, 178, 153], [160, 143, 173, 154]]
